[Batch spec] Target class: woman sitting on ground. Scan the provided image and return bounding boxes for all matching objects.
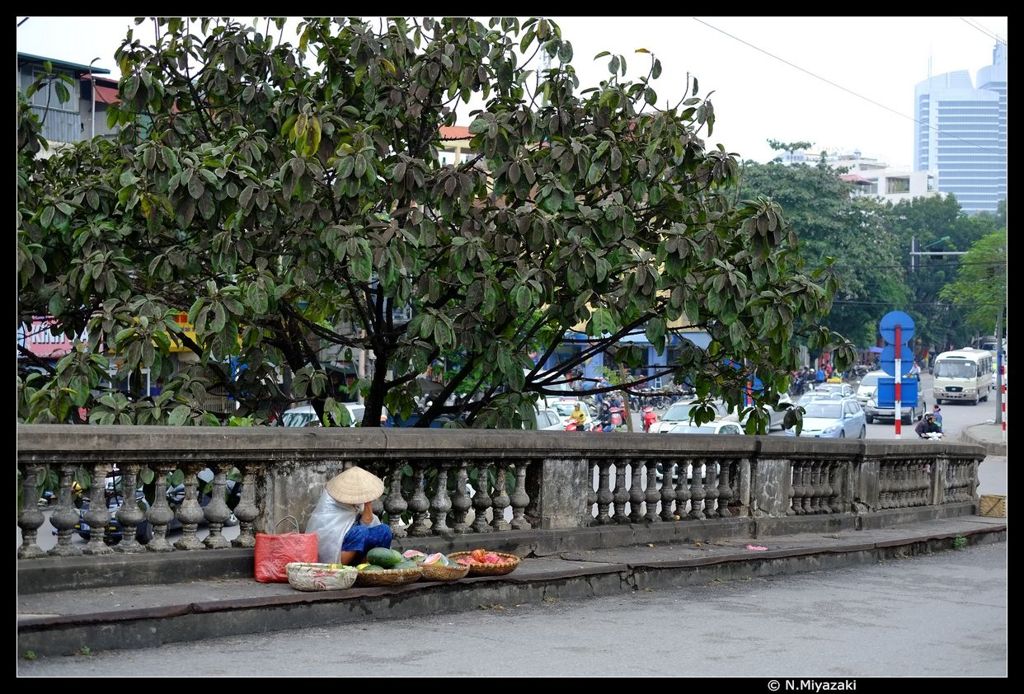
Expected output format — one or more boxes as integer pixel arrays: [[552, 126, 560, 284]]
[[305, 467, 393, 565]]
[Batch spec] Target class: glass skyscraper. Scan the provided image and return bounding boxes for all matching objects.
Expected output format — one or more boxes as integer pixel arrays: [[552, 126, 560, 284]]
[[914, 44, 1007, 214]]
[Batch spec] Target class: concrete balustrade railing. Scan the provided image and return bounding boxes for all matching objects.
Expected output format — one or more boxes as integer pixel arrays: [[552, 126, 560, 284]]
[[17, 425, 985, 560]]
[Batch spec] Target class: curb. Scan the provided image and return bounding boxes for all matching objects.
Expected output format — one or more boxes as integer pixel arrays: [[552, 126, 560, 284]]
[[17, 522, 1006, 658], [960, 427, 1007, 456]]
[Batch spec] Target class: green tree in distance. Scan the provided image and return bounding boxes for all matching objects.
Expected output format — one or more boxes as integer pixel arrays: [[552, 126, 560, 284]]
[[939, 230, 1006, 336], [18, 17, 853, 431]]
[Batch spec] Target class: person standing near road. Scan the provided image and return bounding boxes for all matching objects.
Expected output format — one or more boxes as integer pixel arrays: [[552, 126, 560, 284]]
[[931, 404, 943, 427]]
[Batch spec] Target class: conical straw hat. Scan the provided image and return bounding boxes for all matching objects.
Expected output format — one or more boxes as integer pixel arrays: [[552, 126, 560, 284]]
[[325, 466, 385, 505]]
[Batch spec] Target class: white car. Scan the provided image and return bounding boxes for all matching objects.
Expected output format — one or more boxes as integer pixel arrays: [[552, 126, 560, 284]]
[[281, 403, 379, 427], [668, 420, 745, 435], [535, 408, 566, 430], [648, 400, 728, 433], [723, 393, 794, 432]]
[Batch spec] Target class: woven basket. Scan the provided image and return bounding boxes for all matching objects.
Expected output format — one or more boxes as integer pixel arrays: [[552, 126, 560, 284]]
[[979, 494, 1006, 518], [448, 551, 521, 576], [285, 562, 358, 592], [354, 566, 423, 587], [419, 561, 471, 582]]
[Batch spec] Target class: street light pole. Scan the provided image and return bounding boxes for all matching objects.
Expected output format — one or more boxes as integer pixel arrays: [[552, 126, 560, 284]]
[[87, 57, 100, 139]]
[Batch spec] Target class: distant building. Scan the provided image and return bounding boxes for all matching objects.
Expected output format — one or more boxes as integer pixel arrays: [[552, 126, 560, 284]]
[[914, 43, 1007, 214], [17, 52, 121, 152], [781, 148, 941, 205]]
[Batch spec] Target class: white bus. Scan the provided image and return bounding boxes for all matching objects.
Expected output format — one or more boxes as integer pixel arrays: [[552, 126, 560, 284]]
[[932, 348, 992, 406]]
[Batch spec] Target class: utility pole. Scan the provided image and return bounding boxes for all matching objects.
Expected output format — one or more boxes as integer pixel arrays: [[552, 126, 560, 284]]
[[995, 303, 1005, 430]]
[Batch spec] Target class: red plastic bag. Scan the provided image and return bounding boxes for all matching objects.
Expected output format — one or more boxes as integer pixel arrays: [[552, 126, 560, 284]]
[[254, 516, 319, 583]]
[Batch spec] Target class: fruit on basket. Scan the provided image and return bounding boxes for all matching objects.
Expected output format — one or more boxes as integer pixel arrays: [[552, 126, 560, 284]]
[[447, 549, 521, 576]]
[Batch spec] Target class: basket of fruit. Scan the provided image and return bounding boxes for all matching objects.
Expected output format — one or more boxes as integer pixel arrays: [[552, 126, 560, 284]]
[[448, 549, 521, 576], [285, 562, 358, 592], [417, 552, 470, 582], [354, 547, 423, 587]]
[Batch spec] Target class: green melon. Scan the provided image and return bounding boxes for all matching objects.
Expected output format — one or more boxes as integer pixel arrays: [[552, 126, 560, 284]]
[[393, 560, 420, 570], [366, 547, 403, 568]]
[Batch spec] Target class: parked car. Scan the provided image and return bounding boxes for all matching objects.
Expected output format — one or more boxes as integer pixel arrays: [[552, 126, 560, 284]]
[[855, 370, 883, 410], [648, 400, 728, 433], [281, 403, 382, 427], [799, 390, 845, 405], [723, 393, 794, 432], [812, 383, 855, 399], [797, 399, 866, 439], [668, 420, 745, 435], [535, 408, 565, 430]]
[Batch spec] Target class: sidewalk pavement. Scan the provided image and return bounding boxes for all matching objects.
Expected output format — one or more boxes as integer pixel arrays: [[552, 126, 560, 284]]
[[17, 515, 1006, 658], [961, 422, 1007, 455]]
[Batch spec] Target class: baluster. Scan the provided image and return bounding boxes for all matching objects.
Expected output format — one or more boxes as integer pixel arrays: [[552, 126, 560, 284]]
[[231, 462, 258, 548], [689, 459, 706, 520], [586, 460, 598, 522], [629, 459, 645, 523], [408, 461, 432, 537], [146, 462, 177, 551], [429, 462, 453, 536], [49, 463, 83, 557], [717, 459, 733, 518], [811, 461, 826, 514], [943, 461, 955, 503], [510, 460, 532, 530], [202, 463, 232, 549], [802, 462, 816, 514], [174, 463, 205, 550], [829, 462, 844, 513], [705, 458, 720, 518], [612, 460, 629, 524], [471, 461, 493, 533], [787, 463, 799, 516], [659, 459, 676, 521], [449, 459, 472, 534], [490, 460, 510, 532], [385, 460, 408, 539], [114, 462, 146, 553], [806, 462, 820, 513], [17, 464, 47, 559], [644, 460, 660, 523], [82, 461, 114, 555], [675, 458, 691, 520], [595, 460, 614, 525]]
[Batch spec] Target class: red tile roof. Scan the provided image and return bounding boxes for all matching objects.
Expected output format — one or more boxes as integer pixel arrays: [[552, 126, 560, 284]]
[[439, 125, 471, 140], [95, 84, 121, 105]]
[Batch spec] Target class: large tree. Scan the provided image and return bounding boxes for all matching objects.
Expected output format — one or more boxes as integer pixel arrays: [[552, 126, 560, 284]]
[[738, 153, 908, 347], [18, 17, 852, 431]]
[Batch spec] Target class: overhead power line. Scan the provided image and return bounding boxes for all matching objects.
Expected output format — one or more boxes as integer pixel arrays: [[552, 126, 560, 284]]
[[960, 17, 1007, 45], [692, 17, 1004, 155]]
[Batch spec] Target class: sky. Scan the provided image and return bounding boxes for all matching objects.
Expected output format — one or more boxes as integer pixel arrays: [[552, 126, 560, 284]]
[[16, 16, 1007, 169]]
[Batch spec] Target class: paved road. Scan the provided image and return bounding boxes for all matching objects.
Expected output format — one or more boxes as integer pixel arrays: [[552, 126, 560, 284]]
[[18, 542, 1006, 677]]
